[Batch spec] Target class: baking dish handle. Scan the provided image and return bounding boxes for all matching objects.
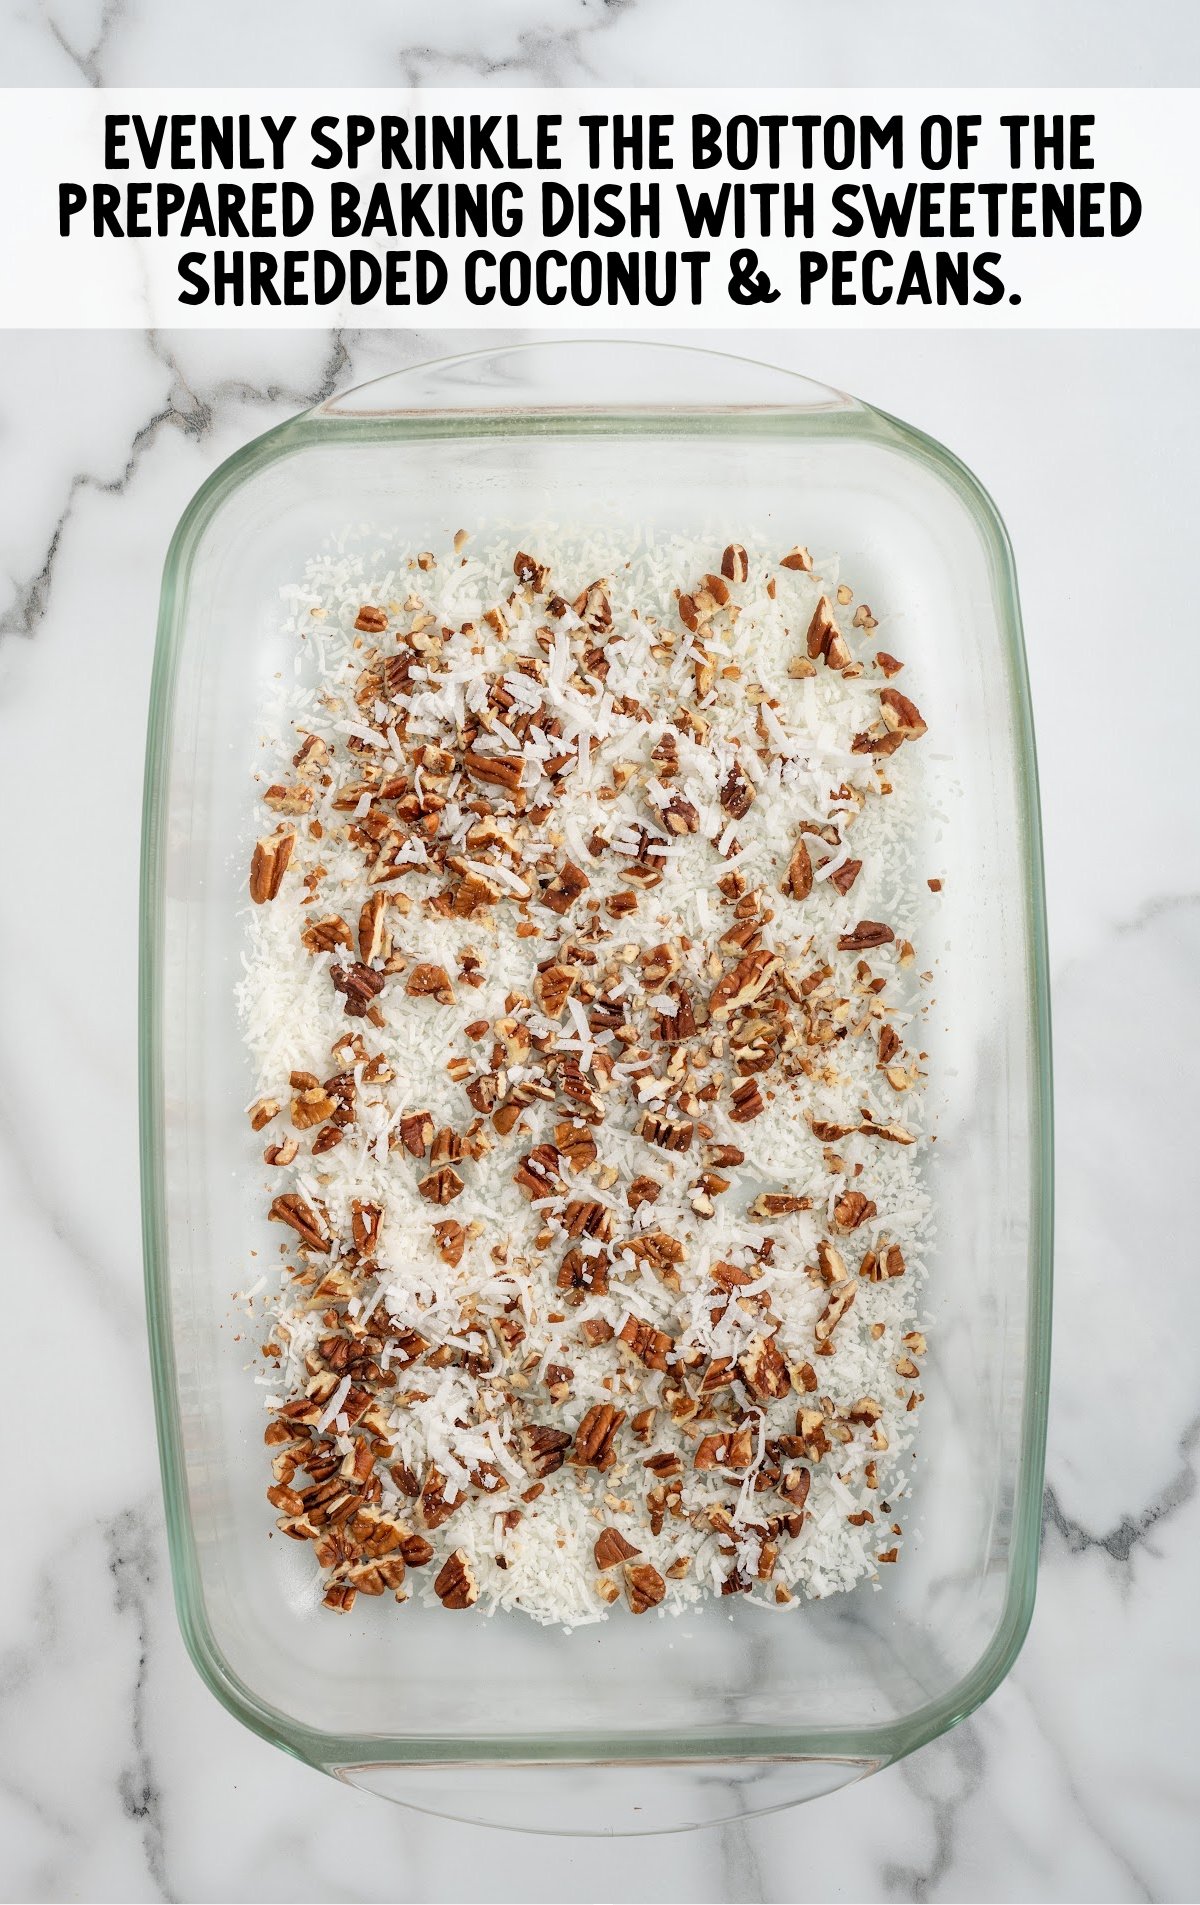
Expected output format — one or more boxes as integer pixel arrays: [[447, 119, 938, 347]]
[[309, 339, 856, 421], [331, 1754, 878, 1834]]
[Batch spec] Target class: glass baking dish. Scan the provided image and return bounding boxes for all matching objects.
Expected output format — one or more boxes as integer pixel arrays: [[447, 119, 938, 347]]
[[140, 340, 1052, 1833]]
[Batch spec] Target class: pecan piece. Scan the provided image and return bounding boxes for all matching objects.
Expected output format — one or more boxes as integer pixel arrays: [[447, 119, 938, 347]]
[[542, 859, 590, 915], [749, 1191, 811, 1218], [417, 1465, 464, 1531], [431, 1219, 466, 1266], [780, 1467, 812, 1514], [623, 1562, 666, 1614], [399, 1109, 434, 1158], [518, 1423, 573, 1479], [535, 963, 576, 1019], [739, 1333, 792, 1401], [268, 1193, 329, 1254], [358, 891, 389, 964], [879, 688, 927, 741], [569, 1404, 625, 1471], [354, 603, 388, 633], [721, 542, 750, 583], [782, 835, 813, 902], [627, 1173, 662, 1208], [815, 1283, 857, 1343], [637, 1112, 694, 1153], [833, 1190, 877, 1231], [694, 1427, 755, 1471], [829, 857, 862, 896], [595, 1526, 641, 1570], [418, 1165, 464, 1204], [617, 1315, 674, 1373], [720, 761, 755, 820], [513, 549, 551, 591], [463, 748, 525, 792], [302, 914, 353, 955], [249, 828, 295, 904], [664, 795, 699, 835], [555, 1121, 598, 1170], [264, 782, 313, 815], [780, 545, 814, 572], [405, 963, 456, 1006], [729, 1078, 765, 1123], [837, 920, 895, 952], [709, 949, 778, 1019], [248, 1095, 280, 1132], [331, 961, 386, 1018], [434, 1549, 478, 1609]]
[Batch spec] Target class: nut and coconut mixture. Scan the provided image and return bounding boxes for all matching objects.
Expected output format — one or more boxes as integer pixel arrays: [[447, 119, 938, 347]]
[[237, 529, 934, 1625]]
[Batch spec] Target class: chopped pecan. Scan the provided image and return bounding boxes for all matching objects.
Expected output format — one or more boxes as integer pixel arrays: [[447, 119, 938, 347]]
[[354, 604, 389, 633], [721, 543, 750, 583], [617, 1315, 674, 1372], [555, 1121, 598, 1169], [431, 1219, 466, 1266], [664, 795, 700, 835], [637, 1111, 694, 1152], [249, 828, 295, 904], [780, 1468, 811, 1514], [579, 1318, 614, 1347], [357, 892, 389, 964], [780, 545, 814, 572], [463, 748, 525, 792], [518, 1423, 573, 1479], [569, 1404, 625, 1471], [815, 1283, 856, 1342], [264, 782, 313, 815], [268, 1193, 329, 1254], [837, 920, 895, 952], [829, 858, 862, 896], [720, 761, 755, 819], [595, 1526, 641, 1570], [248, 1095, 280, 1131], [738, 1333, 792, 1401], [627, 1173, 662, 1208], [542, 860, 590, 915], [782, 835, 813, 902], [514, 1143, 564, 1199], [331, 961, 386, 1018], [729, 1078, 765, 1123], [879, 688, 927, 741], [694, 1427, 755, 1471], [417, 1165, 465, 1204], [513, 549, 551, 591], [623, 1562, 666, 1614], [302, 914, 352, 954], [399, 1109, 434, 1158], [710, 950, 778, 1019], [434, 1549, 478, 1609], [833, 1190, 877, 1231], [534, 963, 575, 1019], [405, 963, 456, 1005], [749, 1191, 811, 1218]]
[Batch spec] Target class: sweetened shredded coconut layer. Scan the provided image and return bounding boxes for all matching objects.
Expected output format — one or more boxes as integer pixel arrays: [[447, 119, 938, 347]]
[[237, 529, 935, 1624]]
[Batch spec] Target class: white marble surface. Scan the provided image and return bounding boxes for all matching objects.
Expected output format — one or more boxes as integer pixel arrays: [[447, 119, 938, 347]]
[[3, 5, 1200, 1900], [2, 319, 1198, 1903]]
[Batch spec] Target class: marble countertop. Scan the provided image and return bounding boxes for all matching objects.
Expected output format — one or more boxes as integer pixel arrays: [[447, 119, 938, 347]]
[[3, 6, 1200, 1900]]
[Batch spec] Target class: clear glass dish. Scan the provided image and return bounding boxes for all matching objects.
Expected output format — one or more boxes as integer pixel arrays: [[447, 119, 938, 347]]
[[140, 340, 1052, 1834]]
